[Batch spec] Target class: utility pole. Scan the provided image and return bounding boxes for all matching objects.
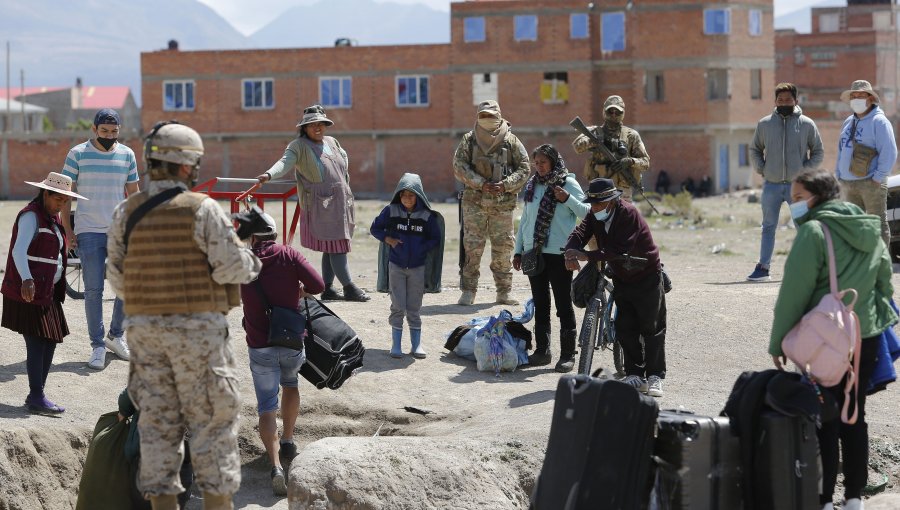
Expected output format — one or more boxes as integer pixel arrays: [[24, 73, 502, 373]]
[[20, 69, 25, 132], [5, 41, 10, 133]]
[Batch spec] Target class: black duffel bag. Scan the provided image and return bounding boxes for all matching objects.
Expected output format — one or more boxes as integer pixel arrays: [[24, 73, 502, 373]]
[[300, 297, 365, 390]]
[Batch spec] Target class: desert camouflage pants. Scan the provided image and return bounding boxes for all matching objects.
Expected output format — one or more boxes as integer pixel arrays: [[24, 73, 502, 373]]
[[127, 324, 241, 497], [460, 193, 515, 293]]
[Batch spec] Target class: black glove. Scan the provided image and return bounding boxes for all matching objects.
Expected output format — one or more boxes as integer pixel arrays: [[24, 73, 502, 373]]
[[232, 205, 267, 241], [609, 157, 634, 174]]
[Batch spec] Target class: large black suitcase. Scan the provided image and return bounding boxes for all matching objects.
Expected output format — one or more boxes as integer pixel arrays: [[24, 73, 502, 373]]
[[755, 411, 819, 510], [652, 410, 742, 510], [299, 298, 365, 390], [532, 374, 658, 510]]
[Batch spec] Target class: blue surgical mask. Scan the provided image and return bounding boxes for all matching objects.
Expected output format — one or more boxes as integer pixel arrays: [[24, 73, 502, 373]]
[[594, 208, 611, 222], [789, 199, 810, 219]]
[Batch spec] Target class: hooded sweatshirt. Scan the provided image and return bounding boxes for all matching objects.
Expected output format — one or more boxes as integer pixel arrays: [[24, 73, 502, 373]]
[[750, 105, 824, 183], [769, 200, 897, 356], [370, 173, 442, 269], [835, 105, 898, 182]]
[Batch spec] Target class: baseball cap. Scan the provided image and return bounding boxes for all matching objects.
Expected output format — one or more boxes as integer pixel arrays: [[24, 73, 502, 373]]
[[93, 108, 121, 126]]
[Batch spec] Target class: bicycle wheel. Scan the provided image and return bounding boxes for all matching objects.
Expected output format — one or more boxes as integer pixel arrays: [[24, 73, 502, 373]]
[[577, 293, 604, 376], [65, 251, 85, 299]]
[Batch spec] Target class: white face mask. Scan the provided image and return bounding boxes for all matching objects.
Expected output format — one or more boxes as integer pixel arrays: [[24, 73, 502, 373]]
[[850, 98, 869, 114], [478, 117, 501, 131]]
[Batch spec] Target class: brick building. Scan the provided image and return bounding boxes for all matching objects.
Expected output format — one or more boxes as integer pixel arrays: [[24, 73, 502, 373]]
[[139, 0, 774, 198]]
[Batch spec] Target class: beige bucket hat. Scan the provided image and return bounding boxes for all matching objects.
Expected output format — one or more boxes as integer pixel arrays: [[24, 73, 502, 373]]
[[25, 172, 88, 200], [840, 80, 880, 103], [296, 104, 334, 128]]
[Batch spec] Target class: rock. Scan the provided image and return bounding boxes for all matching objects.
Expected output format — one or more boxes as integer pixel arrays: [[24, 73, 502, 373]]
[[747, 192, 759, 204], [866, 493, 900, 509], [288, 436, 541, 509]]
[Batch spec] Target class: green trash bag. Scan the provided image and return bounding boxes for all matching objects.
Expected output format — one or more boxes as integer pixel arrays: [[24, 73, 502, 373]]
[[76, 411, 132, 510]]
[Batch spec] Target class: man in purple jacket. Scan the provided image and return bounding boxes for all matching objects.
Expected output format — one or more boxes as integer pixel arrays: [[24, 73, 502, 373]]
[[564, 178, 667, 397], [239, 212, 325, 496]]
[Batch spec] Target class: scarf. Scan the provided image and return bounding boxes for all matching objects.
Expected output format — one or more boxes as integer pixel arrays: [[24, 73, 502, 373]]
[[474, 118, 510, 155], [524, 144, 568, 250]]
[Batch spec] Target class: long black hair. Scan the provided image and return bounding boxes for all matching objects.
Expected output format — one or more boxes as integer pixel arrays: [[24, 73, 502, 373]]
[[31, 188, 61, 206]]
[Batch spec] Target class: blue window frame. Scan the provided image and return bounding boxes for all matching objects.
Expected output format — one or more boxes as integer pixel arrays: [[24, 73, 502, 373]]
[[570, 13, 589, 39], [514, 15, 538, 41], [704, 8, 731, 35], [749, 9, 762, 36], [320, 77, 352, 108], [242, 78, 274, 109], [464, 17, 486, 43], [396, 75, 429, 107], [163, 80, 194, 111], [601, 12, 625, 52]]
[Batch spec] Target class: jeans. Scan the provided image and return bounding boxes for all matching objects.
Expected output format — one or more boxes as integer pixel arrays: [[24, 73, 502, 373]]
[[77, 232, 125, 348], [248, 346, 305, 414], [758, 181, 792, 268]]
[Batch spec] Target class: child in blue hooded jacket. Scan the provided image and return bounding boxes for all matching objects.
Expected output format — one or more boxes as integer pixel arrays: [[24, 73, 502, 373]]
[[371, 173, 443, 358]]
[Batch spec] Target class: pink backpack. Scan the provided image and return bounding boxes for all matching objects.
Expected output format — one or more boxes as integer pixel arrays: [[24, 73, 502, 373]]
[[781, 222, 862, 424]]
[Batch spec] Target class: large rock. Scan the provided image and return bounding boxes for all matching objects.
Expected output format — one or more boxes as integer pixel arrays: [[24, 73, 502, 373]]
[[866, 493, 900, 510], [287, 436, 541, 510]]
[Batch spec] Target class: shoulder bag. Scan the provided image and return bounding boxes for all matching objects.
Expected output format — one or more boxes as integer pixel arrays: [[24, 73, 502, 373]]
[[252, 279, 306, 351], [848, 118, 879, 178], [521, 246, 544, 277]]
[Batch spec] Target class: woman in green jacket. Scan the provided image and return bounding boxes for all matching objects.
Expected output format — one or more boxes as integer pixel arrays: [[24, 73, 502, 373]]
[[770, 169, 897, 510]]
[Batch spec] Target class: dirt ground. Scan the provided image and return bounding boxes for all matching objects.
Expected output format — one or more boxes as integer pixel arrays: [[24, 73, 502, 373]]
[[0, 192, 898, 509]]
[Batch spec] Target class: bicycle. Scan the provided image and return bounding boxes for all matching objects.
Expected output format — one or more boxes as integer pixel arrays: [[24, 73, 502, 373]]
[[575, 254, 648, 378]]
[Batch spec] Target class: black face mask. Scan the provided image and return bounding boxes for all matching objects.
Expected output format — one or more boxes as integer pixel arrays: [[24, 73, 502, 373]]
[[776, 105, 794, 117], [97, 137, 117, 150]]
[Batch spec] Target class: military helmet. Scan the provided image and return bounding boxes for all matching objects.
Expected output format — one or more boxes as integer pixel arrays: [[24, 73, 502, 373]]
[[143, 120, 204, 167]]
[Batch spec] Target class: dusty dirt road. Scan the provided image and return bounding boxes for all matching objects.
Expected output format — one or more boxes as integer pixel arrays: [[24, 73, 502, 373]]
[[0, 193, 898, 509]]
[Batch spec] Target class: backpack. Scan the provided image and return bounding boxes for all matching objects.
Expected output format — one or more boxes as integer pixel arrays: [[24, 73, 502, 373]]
[[781, 221, 862, 424]]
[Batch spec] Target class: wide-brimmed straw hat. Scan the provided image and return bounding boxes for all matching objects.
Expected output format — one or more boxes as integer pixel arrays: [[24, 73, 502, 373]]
[[296, 104, 334, 128], [25, 172, 88, 200], [583, 178, 623, 203], [840, 80, 880, 104]]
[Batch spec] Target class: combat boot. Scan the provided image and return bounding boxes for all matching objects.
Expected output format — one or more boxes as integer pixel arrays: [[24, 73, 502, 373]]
[[202, 492, 234, 510], [149, 494, 179, 510], [457, 290, 476, 306], [555, 329, 577, 373], [528, 324, 552, 366], [496, 289, 519, 306]]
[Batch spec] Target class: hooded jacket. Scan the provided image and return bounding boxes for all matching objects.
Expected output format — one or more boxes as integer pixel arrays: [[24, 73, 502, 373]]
[[372, 173, 445, 293], [769, 200, 897, 356], [835, 105, 898, 182], [750, 105, 824, 183]]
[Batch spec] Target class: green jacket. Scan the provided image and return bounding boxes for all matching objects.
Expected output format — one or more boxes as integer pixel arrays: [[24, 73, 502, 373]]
[[769, 200, 896, 356]]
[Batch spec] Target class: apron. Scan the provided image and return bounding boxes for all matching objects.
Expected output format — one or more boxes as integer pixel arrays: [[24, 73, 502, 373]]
[[298, 137, 355, 242]]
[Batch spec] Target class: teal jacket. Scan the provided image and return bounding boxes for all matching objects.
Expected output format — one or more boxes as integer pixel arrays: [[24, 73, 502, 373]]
[[769, 200, 897, 356], [514, 173, 590, 256]]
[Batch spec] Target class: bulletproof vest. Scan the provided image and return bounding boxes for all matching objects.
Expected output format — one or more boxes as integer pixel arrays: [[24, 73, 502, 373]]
[[121, 191, 240, 315], [469, 134, 515, 183]]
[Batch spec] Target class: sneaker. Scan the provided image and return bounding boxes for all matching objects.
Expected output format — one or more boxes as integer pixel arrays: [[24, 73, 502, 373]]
[[842, 499, 863, 510], [746, 264, 770, 282], [87, 346, 106, 370], [647, 375, 664, 397], [457, 290, 475, 306], [622, 375, 649, 393], [279, 441, 298, 462], [271, 466, 287, 496], [104, 333, 130, 361]]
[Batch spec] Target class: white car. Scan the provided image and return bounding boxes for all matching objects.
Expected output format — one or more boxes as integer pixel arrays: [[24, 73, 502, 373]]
[[887, 174, 900, 261]]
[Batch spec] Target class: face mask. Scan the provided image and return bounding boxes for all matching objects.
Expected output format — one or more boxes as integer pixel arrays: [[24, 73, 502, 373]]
[[593, 207, 611, 222], [776, 105, 794, 116], [604, 111, 624, 127], [478, 117, 501, 131], [97, 137, 117, 150], [850, 98, 869, 114], [789, 198, 810, 220]]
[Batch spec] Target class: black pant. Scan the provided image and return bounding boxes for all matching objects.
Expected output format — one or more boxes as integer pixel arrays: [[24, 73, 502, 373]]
[[527, 253, 577, 335], [613, 271, 667, 378], [818, 336, 878, 504], [24, 335, 57, 398]]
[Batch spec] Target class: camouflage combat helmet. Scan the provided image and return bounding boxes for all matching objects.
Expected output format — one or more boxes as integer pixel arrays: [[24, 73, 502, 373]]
[[143, 120, 205, 168]]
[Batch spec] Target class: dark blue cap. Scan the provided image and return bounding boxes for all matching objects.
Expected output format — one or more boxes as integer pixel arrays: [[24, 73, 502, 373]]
[[93, 108, 121, 126]]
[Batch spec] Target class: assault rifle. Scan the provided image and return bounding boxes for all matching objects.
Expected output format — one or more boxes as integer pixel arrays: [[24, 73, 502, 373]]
[[457, 190, 465, 272], [569, 116, 660, 215]]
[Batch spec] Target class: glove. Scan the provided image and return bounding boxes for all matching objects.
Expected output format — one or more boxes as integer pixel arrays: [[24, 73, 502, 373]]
[[609, 157, 634, 174], [573, 135, 596, 153]]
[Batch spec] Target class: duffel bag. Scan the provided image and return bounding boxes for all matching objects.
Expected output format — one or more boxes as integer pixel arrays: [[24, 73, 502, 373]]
[[300, 298, 365, 390]]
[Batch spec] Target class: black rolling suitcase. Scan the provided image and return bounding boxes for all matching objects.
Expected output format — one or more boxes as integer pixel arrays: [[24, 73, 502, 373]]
[[299, 298, 365, 390], [755, 411, 819, 510], [652, 410, 742, 510], [531, 374, 658, 510]]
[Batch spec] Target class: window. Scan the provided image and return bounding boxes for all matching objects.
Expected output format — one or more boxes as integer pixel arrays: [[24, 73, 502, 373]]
[[163, 80, 195, 111], [320, 77, 352, 108], [819, 13, 840, 33], [472, 72, 498, 105], [601, 12, 626, 52], [540, 72, 569, 104], [514, 15, 538, 41], [570, 13, 589, 39], [749, 9, 762, 36], [645, 71, 665, 103], [396, 75, 429, 107], [242, 78, 274, 109], [739, 144, 750, 167], [464, 17, 486, 43], [704, 9, 731, 35], [707, 69, 729, 100], [750, 69, 762, 100]]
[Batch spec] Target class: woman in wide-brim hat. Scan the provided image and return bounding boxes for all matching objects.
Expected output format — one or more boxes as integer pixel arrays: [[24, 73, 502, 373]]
[[1, 172, 88, 414], [255, 105, 370, 302]]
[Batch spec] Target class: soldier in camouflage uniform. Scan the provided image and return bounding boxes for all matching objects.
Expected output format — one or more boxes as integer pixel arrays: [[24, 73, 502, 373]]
[[107, 121, 261, 510], [572, 95, 650, 202], [453, 100, 530, 306]]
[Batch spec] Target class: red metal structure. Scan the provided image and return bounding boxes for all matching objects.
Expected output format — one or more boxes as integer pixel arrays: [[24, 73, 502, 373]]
[[191, 177, 300, 245]]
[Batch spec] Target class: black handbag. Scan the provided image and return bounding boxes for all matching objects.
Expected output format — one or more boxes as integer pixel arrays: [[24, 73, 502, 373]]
[[521, 247, 544, 277], [570, 261, 599, 309], [253, 280, 306, 351]]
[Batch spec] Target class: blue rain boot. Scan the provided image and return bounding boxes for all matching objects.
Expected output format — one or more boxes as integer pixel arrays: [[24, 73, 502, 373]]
[[390, 328, 403, 358], [410, 328, 426, 359]]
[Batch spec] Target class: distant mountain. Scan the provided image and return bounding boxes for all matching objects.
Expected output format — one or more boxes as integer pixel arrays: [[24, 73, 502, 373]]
[[775, 0, 846, 33], [250, 0, 450, 48], [0, 0, 251, 104]]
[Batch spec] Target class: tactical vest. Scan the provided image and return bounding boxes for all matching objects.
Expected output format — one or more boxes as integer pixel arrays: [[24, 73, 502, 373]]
[[468, 133, 515, 183], [121, 191, 240, 315]]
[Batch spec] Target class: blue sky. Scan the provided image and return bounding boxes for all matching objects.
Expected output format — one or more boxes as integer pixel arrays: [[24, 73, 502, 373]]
[[198, 0, 823, 36]]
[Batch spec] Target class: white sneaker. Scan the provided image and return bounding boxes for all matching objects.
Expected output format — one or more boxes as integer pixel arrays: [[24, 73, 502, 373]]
[[622, 375, 648, 393], [821, 503, 834, 510], [87, 347, 106, 370], [843, 499, 863, 510], [105, 333, 130, 361], [647, 375, 664, 397]]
